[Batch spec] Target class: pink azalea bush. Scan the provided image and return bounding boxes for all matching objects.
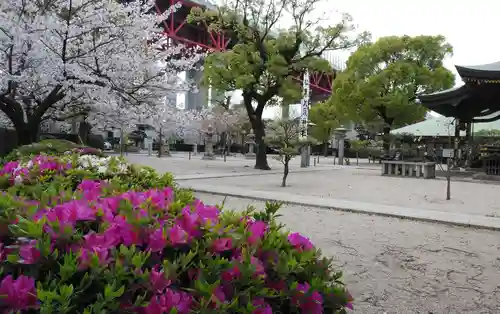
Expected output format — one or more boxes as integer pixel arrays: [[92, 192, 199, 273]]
[[0, 155, 353, 313], [0, 154, 175, 200]]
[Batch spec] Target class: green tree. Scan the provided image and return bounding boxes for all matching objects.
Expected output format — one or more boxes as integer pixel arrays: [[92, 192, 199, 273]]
[[309, 101, 345, 156], [265, 119, 314, 187], [189, 0, 369, 169], [474, 129, 500, 137], [349, 139, 368, 165], [333, 35, 455, 152]]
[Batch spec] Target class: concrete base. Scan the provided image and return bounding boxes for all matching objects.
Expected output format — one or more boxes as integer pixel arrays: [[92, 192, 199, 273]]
[[245, 153, 256, 160], [202, 154, 216, 160]]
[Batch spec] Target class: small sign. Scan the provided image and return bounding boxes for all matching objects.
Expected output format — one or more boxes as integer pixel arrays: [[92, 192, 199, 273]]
[[442, 148, 453, 158]]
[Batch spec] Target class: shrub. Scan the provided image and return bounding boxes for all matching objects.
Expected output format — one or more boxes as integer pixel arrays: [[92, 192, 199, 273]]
[[0, 154, 175, 199], [0, 182, 352, 313], [3, 139, 105, 163], [0, 154, 352, 313]]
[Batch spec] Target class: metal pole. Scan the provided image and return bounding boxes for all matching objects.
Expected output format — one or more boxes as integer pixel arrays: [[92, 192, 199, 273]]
[[300, 70, 310, 168]]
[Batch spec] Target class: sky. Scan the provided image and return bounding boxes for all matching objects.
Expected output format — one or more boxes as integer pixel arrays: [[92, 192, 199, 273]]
[[180, 0, 500, 118]]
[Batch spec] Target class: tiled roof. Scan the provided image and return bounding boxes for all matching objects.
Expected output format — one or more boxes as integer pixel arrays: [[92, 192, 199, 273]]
[[391, 117, 500, 137]]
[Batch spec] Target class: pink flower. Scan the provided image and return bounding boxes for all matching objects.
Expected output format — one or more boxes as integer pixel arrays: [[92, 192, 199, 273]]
[[78, 247, 109, 269], [346, 291, 354, 310], [176, 207, 201, 238], [77, 180, 102, 200], [0, 275, 38, 310], [192, 201, 219, 223], [211, 238, 233, 253], [148, 228, 167, 252], [149, 266, 171, 293], [103, 216, 140, 246], [19, 241, 41, 264], [143, 289, 192, 314], [210, 285, 226, 307], [288, 233, 314, 252], [252, 298, 272, 314], [168, 225, 188, 245], [221, 264, 241, 281], [292, 282, 323, 314], [237, 255, 266, 278], [248, 221, 267, 244]]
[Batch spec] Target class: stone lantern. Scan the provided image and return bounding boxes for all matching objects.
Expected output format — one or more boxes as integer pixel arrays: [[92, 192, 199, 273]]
[[202, 124, 216, 160], [334, 126, 348, 165], [245, 129, 256, 159]]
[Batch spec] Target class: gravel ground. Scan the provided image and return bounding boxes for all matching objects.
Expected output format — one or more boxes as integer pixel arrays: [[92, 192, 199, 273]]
[[125, 154, 275, 176], [190, 168, 500, 217], [124, 154, 371, 176], [195, 192, 500, 314]]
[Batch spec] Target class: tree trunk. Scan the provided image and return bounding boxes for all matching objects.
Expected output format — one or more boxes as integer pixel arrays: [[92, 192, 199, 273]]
[[78, 122, 91, 145], [281, 160, 290, 187], [382, 126, 391, 154], [15, 124, 39, 146], [251, 118, 270, 170], [157, 129, 162, 158], [119, 127, 125, 157], [323, 142, 328, 157]]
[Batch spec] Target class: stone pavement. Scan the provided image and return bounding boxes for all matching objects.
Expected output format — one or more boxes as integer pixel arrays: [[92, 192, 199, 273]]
[[197, 193, 500, 313]]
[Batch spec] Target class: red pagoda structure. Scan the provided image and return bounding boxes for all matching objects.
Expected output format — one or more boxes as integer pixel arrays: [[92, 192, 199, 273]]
[[154, 0, 341, 98]]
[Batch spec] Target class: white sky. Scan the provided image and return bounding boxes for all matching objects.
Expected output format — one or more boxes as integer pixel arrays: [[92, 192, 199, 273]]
[[180, 0, 500, 118]]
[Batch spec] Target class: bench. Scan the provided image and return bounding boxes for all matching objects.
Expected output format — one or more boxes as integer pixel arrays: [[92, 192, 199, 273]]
[[381, 161, 436, 179], [369, 152, 401, 164]]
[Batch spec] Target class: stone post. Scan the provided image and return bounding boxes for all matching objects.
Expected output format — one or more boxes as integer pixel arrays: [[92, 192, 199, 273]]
[[202, 124, 216, 160], [334, 126, 348, 166], [245, 130, 256, 159]]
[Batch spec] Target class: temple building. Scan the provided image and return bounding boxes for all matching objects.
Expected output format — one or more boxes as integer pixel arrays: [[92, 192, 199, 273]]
[[418, 61, 500, 171]]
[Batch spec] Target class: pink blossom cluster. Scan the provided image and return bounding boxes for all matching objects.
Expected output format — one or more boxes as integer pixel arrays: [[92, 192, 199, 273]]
[[0, 178, 338, 313], [0, 155, 71, 185]]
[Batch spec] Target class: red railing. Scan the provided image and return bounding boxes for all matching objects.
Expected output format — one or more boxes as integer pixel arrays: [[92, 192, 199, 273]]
[[155, 0, 334, 94]]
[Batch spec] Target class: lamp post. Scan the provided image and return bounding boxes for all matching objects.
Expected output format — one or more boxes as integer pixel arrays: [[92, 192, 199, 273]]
[[334, 126, 348, 165], [245, 129, 256, 159]]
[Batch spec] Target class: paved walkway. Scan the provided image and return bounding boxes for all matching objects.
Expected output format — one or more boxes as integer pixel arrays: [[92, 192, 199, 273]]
[[197, 193, 500, 313], [183, 169, 500, 219], [183, 182, 500, 231]]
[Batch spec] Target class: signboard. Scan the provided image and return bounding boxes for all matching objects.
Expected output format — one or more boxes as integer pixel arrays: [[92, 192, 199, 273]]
[[300, 70, 310, 139], [442, 148, 453, 158]]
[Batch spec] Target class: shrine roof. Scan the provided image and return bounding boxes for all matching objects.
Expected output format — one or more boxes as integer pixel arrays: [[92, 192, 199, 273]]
[[391, 117, 500, 137], [456, 61, 500, 81], [418, 85, 469, 103], [418, 82, 500, 119]]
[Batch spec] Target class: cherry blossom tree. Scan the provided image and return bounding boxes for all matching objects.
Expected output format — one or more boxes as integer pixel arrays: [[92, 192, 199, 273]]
[[142, 102, 198, 157], [0, 0, 203, 145], [86, 98, 147, 155], [191, 106, 245, 155]]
